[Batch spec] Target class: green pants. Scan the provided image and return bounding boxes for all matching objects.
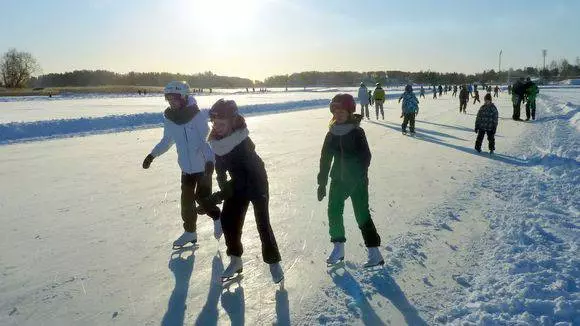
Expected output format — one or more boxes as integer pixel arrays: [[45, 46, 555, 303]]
[[327, 179, 381, 247]]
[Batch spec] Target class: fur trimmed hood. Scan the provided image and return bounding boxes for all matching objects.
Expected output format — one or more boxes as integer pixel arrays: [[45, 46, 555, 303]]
[[209, 127, 250, 156]]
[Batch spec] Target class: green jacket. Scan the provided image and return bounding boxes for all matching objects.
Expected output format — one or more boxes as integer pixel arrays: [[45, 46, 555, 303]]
[[526, 83, 539, 100], [317, 115, 371, 187], [373, 87, 385, 101]]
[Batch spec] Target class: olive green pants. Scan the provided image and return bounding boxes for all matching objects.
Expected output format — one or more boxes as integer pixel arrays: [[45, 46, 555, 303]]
[[327, 178, 381, 247]]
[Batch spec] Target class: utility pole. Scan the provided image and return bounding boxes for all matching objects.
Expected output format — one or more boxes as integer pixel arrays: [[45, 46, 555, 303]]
[[542, 49, 547, 71], [499, 50, 502, 73]]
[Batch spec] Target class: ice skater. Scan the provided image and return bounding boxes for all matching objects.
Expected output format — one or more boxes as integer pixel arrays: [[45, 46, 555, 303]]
[[317, 94, 384, 268], [524, 77, 539, 121], [206, 99, 284, 284], [419, 86, 426, 98], [494, 85, 500, 98], [472, 89, 481, 104], [373, 83, 385, 120], [142, 81, 222, 249], [398, 85, 420, 135], [459, 84, 469, 114], [452, 85, 458, 97], [475, 94, 499, 154], [512, 78, 526, 121], [357, 82, 370, 119]]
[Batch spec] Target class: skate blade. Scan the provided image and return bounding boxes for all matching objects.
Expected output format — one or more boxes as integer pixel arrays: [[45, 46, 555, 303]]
[[221, 272, 243, 285], [363, 260, 385, 269], [172, 241, 198, 250], [326, 258, 345, 268], [273, 275, 285, 285]]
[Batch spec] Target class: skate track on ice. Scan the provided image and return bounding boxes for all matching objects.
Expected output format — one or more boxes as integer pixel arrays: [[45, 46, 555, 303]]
[[0, 89, 578, 325]]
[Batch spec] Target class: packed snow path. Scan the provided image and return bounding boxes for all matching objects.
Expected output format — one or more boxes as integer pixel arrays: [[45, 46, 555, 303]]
[[0, 89, 578, 325]]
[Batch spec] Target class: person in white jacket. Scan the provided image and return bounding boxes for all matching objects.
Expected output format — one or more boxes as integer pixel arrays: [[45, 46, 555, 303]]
[[357, 82, 370, 119], [142, 81, 222, 248]]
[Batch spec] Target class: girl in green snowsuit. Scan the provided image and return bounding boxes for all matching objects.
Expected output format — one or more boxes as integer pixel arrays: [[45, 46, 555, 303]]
[[317, 93, 383, 267]]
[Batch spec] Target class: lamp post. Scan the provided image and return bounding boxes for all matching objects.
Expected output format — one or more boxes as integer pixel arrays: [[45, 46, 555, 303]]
[[499, 50, 502, 73]]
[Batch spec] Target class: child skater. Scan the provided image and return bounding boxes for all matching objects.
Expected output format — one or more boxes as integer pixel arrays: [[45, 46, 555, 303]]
[[142, 81, 221, 249], [206, 99, 284, 284], [317, 94, 384, 268], [398, 85, 420, 135], [474, 93, 499, 154]]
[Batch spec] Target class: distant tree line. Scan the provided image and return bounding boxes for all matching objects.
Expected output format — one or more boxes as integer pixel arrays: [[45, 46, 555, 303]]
[[29, 70, 254, 89], [2, 48, 579, 89], [264, 59, 580, 87]]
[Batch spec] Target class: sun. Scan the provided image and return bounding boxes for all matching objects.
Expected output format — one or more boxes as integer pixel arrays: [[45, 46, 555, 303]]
[[185, 0, 263, 36]]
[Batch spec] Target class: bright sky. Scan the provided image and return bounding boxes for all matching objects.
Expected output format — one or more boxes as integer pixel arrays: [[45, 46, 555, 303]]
[[2, 0, 579, 80]]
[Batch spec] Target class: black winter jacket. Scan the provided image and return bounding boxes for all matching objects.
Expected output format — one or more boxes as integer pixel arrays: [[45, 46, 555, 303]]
[[317, 115, 371, 187], [211, 128, 268, 200]]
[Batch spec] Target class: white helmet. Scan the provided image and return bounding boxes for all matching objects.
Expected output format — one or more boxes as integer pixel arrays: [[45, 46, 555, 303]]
[[164, 81, 191, 100]]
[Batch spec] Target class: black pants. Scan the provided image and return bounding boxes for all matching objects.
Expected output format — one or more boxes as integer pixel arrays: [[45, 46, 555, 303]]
[[460, 100, 467, 113], [473, 97, 480, 104], [221, 194, 281, 264], [475, 130, 495, 151], [181, 173, 221, 232], [402, 113, 416, 132], [512, 96, 522, 120], [525, 98, 536, 120]]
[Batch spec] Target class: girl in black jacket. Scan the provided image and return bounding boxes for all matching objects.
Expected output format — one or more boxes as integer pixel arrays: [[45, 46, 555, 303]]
[[207, 99, 283, 284]]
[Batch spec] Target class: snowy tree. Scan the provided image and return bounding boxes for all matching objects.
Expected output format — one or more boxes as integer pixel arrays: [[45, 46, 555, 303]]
[[0, 49, 40, 88]]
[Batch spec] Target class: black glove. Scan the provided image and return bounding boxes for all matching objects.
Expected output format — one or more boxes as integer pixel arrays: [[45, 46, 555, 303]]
[[142, 154, 154, 169], [317, 186, 326, 202]]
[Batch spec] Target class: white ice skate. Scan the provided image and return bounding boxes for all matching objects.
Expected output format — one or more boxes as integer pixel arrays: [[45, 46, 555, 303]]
[[222, 256, 243, 282], [364, 247, 385, 268], [326, 242, 345, 266], [213, 219, 223, 240], [269, 262, 284, 284], [172, 231, 197, 249]]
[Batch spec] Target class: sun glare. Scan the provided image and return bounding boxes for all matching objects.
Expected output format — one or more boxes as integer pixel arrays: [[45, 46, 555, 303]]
[[186, 0, 262, 36]]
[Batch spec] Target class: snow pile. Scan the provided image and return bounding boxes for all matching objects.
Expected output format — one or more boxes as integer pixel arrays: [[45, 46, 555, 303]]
[[443, 93, 580, 325], [560, 79, 580, 86], [0, 99, 332, 144]]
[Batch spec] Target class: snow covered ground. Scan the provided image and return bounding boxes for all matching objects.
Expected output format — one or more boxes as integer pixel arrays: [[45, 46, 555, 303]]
[[0, 88, 578, 325]]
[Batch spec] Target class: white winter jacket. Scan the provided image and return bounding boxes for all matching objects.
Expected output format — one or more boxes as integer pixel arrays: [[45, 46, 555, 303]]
[[358, 86, 370, 105], [150, 98, 215, 174]]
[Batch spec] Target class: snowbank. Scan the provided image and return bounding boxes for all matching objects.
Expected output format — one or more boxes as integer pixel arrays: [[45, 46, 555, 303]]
[[0, 99, 331, 144], [442, 92, 580, 325]]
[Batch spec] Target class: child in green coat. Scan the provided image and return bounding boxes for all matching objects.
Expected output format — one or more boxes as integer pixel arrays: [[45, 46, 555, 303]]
[[317, 94, 384, 267]]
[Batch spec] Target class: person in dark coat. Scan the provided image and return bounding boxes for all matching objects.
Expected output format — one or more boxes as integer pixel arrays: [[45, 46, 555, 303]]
[[472, 89, 481, 104], [459, 85, 469, 113], [398, 84, 420, 134], [206, 99, 283, 283], [475, 94, 499, 154], [317, 94, 383, 267], [512, 78, 526, 120], [452, 85, 458, 97]]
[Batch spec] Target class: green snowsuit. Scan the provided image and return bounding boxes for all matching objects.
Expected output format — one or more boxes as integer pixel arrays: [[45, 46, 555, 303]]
[[525, 82, 539, 120], [317, 115, 381, 247]]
